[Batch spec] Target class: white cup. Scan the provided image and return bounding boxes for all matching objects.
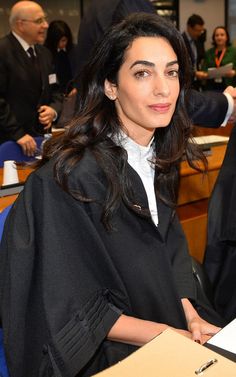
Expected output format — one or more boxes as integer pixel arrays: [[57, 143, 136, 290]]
[[2, 160, 19, 186]]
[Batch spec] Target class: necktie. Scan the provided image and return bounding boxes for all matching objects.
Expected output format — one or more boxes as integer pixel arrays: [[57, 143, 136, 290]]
[[27, 46, 42, 93], [27, 46, 36, 63]]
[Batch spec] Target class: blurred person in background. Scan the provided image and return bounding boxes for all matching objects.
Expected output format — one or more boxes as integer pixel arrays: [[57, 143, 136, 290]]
[[0, 0, 62, 156], [182, 14, 206, 90], [45, 20, 77, 95], [198, 26, 236, 92]]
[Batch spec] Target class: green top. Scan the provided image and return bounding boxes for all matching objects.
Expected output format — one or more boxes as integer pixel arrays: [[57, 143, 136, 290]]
[[202, 45, 236, 90]]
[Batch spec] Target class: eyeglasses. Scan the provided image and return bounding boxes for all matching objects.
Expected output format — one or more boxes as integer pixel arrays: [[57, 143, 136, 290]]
[[20, 16, 48, 25]]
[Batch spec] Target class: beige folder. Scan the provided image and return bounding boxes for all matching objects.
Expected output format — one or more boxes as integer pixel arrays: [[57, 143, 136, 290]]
[[93, 329, 236, 376]]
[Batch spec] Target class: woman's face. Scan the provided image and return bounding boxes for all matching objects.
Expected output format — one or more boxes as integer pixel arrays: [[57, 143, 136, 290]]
[[105, 36, 180, 146], [214, 28, 228, 49], [58, 36, 68, 50]]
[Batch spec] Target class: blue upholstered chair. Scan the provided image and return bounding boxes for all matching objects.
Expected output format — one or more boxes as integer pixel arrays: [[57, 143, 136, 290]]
[[0, 205, 12, 239], [0, 137, 44, 168], [0, 329, 9, 377]]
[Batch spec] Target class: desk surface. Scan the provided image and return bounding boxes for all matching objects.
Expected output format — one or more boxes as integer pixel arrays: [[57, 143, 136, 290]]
[[180, 144, 227, 177], [178, 143, 227, 262]]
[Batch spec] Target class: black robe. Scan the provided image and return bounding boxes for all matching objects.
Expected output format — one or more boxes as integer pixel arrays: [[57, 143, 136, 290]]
[[204, 125, 236, 322], [0, 150, 221, 376]]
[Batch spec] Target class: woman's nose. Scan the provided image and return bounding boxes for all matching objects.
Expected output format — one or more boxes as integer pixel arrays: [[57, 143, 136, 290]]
[[153, 75, 170, 97]]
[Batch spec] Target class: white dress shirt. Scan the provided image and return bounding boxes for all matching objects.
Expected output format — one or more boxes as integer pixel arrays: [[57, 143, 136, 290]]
[[119, 133, 158, 226], [12, 31, 35, 57]]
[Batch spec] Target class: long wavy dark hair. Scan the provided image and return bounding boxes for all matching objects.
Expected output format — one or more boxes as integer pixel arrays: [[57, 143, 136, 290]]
[[40, 13, 206, 229]]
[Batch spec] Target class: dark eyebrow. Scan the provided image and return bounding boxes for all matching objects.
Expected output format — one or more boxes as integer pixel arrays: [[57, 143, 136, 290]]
[[167, 60, 179, 67], [130, 60, 154, 69], [130, 59, 179, 69]]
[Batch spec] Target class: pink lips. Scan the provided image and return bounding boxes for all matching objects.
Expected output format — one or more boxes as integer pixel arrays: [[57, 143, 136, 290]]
[[148, 104, 171, 113]]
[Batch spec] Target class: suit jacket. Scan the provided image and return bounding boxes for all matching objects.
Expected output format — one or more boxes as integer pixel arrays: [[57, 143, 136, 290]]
[[182, 31, 203, 71], [188, 89, 228, 127], [0, 33, 63, 143], [182, 31, 205, 90], [204, 125, 236, 322]]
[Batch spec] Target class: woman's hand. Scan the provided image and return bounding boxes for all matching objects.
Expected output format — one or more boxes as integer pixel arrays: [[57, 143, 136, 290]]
[[38, 105, 56, 126], [187, 316, 221, 344], [17, 134, 37, 156], [224, 69, 236, 78], [107, 313, 219, 348], [181, 298, 221, 344], [195, 70, 208, 80]]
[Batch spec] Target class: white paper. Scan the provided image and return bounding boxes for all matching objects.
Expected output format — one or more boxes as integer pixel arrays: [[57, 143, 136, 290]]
[[191, 135, 229, 145], [207, 63, 233, 79], [207, 318, 236, 354]]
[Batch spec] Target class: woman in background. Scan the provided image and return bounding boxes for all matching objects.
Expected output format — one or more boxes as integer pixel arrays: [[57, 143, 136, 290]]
[[45, 20, 77, 94], [198, 26, 236, 91], [0, 13, 223, 377]]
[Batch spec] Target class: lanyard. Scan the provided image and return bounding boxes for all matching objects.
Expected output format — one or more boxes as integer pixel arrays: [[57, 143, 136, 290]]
[[215, 48, 226, 67]]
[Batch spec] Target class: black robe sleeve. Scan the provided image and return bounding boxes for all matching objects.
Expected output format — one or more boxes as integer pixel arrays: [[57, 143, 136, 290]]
[[0, 169, 122, 377], [188, 89, 228, 128], [167, 213, 196, 300]]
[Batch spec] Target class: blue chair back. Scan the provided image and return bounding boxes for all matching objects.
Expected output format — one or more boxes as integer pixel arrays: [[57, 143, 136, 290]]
[[0, 329, 9, 377], [0, 137, 44, 167], [0, 205, 12, 240], [0, 205, 12, 377]]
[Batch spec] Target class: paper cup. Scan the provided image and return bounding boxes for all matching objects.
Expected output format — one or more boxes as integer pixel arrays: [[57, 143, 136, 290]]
[[2, 160, 19, 186]]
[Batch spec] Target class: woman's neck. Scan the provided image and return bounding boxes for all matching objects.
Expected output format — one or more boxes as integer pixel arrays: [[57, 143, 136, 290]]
[[216, 44, 226, 51], [121, 127, 155, 147]]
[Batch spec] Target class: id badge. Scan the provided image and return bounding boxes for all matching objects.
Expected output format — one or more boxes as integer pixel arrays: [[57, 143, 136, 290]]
[[48, 73, 57, 84]]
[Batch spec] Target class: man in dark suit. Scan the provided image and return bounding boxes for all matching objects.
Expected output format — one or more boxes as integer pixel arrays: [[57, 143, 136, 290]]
[[182, 14, 205, 90], [74, 0, 236, 127], [0, 1, 63, 156]]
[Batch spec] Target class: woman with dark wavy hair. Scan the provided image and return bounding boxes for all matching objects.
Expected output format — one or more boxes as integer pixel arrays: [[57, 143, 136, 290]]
[[198, 26, 236, 91], [0, 13, 222, 377], [45, 20, 77, 93]]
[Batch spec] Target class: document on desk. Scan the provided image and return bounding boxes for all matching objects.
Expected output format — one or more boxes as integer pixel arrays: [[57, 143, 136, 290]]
[[192, 135, 229, 146], [92, 329, 236, 376], [0, 182, 24, 197], [207, 63, 233, 79], [207, 318, 236, 354]]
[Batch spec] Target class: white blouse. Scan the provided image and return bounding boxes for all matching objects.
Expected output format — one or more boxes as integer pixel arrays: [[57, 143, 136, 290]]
[[119, 133, 158, 226]]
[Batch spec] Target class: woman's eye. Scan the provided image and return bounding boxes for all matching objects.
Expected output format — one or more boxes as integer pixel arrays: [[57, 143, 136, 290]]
[[167, 69, 179, 78], [134, 70, 149, 79]]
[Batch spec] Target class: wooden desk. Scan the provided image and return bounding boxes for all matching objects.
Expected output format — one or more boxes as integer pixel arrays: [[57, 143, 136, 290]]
[[0, 167, 33, 212], [177, 144, 227, 262], [193, 122, 234, 138]]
